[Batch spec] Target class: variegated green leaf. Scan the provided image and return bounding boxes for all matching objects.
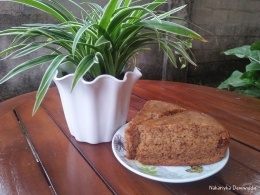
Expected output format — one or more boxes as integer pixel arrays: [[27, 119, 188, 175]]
[[0, 55, 57, 84], [72, 23, 93, 56], [33, 54, 68, 114], [71, 55, 99, 91], [99, 0, 119, 32], [137, 20, 207, 42], [157, 5, 186, 20]]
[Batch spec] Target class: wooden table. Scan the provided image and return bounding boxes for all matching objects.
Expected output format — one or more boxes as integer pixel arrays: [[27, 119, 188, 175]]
[[0, 80, 259, 195]]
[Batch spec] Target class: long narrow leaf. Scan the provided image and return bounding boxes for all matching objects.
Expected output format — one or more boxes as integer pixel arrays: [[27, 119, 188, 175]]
[[0, 28, 27, 35], [13, 42, 56, 59], [68, 0, 95, 23], [0, 31, 25, 36], [36, 54, 68, 98], [157, 5, 186, 20], [84, 2, 104, 15], [49, 0, 77, 22], [53, 39, 101, 53], [123, 0, 131, 7], [0, 0, 67, 22], [117, 26, 143, 50], [0, 44, 26, 58], [72, 23, 93, 56], [95, 36, 111, 48], [160, 42, 177, 67], [39, 1, 70, 21], [129, 0, 165, 21], [137, 20, 207, 42], [32, 76, 52, 115], [0, 55, 57, 84], [142, 0, 166, 11], [99, 0, 119, 33], [33, 54, 68, 114], [168, 41, 196, 66], [107, 6, 161, 34], [71, 55, 98, 91]]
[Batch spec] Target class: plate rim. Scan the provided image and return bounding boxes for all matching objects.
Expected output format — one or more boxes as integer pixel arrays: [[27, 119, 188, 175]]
[[112, 123, 229, 183]]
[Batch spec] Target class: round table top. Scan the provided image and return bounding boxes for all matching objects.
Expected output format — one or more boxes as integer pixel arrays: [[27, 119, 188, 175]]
[[0, 80, 259, 195]]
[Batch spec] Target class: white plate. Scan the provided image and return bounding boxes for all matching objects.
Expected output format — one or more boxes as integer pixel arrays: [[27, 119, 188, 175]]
[[112, 123, 229, 183]]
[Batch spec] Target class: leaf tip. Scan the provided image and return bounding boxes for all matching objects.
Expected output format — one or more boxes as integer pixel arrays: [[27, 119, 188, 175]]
[[201, 38, 208, 42], [32, 107, 37, 116]]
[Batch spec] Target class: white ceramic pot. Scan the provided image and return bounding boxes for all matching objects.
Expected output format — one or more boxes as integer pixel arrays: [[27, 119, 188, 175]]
[[53, 66, 142, 144]]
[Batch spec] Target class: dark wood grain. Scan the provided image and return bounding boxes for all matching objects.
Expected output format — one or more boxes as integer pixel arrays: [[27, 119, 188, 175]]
[[136, 80, 260, 136], [1, 80, 260, 195], [156, 81, 260, 121], [15, 101, 113, 195], [127, 105, 139, 121], [40, 84, 251, 195], [0, 111, 52, 195], [141, 80, 260, 111], [215, 159, 260, 195], [166, 177, 236, 195], [0, 90, 36, 117], [229, 140, 260, 173], [40, 91, 174, 195]]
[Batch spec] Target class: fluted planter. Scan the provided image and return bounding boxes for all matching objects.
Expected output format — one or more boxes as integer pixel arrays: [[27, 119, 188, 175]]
[[53, 66, 142, 144]]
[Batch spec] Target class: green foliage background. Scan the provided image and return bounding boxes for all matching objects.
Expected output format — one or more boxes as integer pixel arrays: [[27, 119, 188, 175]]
[[218, 41, 260, 98]]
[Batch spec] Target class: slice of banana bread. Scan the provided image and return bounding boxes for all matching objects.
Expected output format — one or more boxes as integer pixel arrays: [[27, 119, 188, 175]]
[[124, 100, 185, 159], [135, 111, 229, 166]]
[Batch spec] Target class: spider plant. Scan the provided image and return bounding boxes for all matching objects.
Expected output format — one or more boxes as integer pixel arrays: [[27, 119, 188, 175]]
[[0, 0, 206, 114]]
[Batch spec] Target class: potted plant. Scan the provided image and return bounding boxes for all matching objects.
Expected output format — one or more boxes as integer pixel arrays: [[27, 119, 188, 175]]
[[0, 0, 206, 143]]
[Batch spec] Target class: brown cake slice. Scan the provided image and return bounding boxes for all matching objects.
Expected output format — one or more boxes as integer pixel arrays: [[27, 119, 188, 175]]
[[136, 110, 230, 166], [124, 100, 185, 159]]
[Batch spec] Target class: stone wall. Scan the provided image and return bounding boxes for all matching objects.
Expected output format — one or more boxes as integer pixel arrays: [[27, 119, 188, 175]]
[[0, 2, 56, 102], [185, 0, 260, 86], [0, 0, 259, 102], [162, 0, 260, 85]]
